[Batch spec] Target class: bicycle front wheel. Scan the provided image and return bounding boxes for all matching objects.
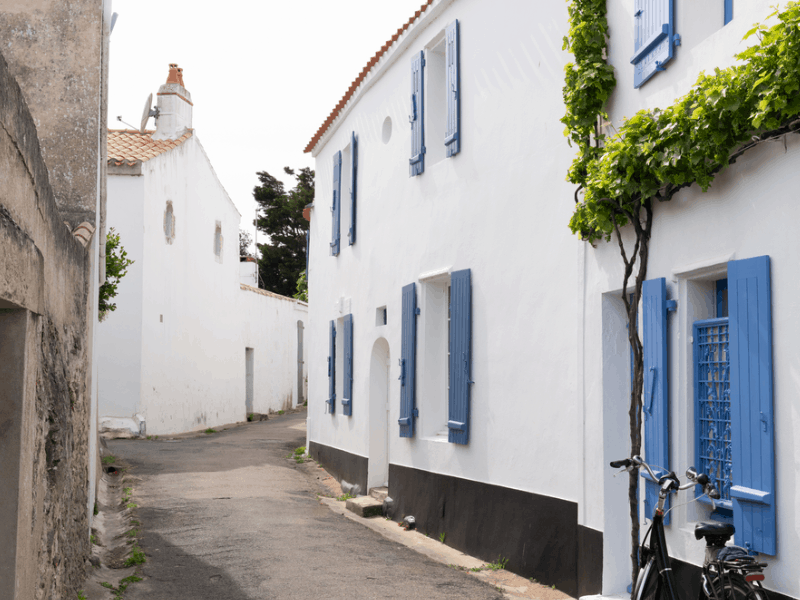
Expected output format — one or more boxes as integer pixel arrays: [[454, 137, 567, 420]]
[[634, 557, 666, 600]]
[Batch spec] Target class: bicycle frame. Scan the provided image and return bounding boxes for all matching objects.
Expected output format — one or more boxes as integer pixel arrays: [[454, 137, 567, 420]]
[[634, 490, 680, 600]]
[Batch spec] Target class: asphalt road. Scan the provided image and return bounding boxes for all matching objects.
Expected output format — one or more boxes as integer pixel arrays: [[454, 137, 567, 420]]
[[107, 412, 502, 600]]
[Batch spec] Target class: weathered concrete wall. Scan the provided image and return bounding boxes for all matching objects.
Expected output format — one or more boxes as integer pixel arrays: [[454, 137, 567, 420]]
[[0, 0, 107, 228], [0, 46, 92, 600]]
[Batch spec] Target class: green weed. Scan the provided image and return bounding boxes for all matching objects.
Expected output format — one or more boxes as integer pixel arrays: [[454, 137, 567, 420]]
[[90, 534, 96, 544], [203, 428, 216, 434], [277, 410, 285, 415], [439, 532, 446, 543], [77, 591, 87, 600], [123, 546, 146, 567], [100, 582, 113, 589], [126, 529, 138, 538], [486, 556, 509, 571], [294, 446, 305, 455], [126, 502, 138, 509], [336, 493, 355, 501], [93, 501, 98, 516], [102, 455, 116, 465]]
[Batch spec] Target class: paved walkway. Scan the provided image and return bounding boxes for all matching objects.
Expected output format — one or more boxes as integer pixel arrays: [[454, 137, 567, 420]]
[[106, 412, 503, 599]]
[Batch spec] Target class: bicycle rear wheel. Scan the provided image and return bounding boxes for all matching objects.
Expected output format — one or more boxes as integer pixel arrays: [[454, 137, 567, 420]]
[[706, 574, 769, 600]]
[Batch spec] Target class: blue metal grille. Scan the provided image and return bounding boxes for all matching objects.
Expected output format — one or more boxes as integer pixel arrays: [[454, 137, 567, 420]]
[[694, 318, 732, 504]]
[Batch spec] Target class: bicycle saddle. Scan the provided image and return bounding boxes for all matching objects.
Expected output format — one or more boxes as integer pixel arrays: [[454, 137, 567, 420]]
[[694, 521, 735, 542]]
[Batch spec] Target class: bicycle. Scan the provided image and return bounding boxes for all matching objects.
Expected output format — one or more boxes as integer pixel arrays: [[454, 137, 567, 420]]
[[610, 456, 769, 600]]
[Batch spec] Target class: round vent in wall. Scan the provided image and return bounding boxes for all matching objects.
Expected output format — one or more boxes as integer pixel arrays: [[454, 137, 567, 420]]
[[382, 116, 392, 144]]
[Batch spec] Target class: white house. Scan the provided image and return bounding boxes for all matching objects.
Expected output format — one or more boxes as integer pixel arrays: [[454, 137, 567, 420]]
[[98, 64, 308, 436], [303, 2, 799, 600]]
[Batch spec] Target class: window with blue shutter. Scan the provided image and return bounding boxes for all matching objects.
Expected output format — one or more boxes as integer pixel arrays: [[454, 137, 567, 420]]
[[399, 282, 418, 437], [642, 277, 670, 523], [445, 20, 460, 158], [448, 269, 471, 444], [327, 320, 336, 413], [631, 0, 677, 88], [342, 314, 353, 416], [724, 0, 733, 25], [409, 51, 425, 177], [348, 132, 358, 246], [728, 256, 776, 555], [331, 151, 341, 256]]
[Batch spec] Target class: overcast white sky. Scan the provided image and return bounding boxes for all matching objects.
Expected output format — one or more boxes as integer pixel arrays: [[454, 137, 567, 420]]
[[108, 0, 426, 247]]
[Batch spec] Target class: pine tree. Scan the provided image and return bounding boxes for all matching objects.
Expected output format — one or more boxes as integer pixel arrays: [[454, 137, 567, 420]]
[[253, 167, 313, 297]]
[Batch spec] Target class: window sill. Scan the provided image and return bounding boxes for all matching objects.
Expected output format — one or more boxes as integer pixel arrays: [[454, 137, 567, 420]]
[[422, 430, 450, 444]]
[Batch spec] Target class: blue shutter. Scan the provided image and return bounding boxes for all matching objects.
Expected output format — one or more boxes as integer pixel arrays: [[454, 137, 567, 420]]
[[331, 151, 341, 256], [409, 51, 425, 177], [728, 256, 775, 555], [348, 132, 357, 246], [342, 314, 353, 416], [724, 0, 733, 25], [445, 20, 460, 158], [327, 320, 336, 413], [448, 269, 471, 444], [631, 0, 676, 88], [399, 282, 418, 437], [642, 277, 670, 523]]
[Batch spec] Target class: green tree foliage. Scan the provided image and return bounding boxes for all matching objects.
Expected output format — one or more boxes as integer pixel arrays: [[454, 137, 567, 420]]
[[294, 270, 308, 302], [239, 229, 253, 260], [253, 167, 313, 297], [99, 228, 134, 320]]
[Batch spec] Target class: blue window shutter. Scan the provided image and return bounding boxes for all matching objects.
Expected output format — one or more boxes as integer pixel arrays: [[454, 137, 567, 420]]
[[448, 269, 471, 444], [728, 256, 776, 555], [328, 320, 336, 414], [642, 277, 670, 523], [409, 51, 425, 177], [331, 151, 341, 256], [631, 0, 676, 88], [342, 314, 353, 416], [445, 20, 460, 158], [399, 282, 418, 437], [348, 132, 357, 246], [724, 0, 733, 25]]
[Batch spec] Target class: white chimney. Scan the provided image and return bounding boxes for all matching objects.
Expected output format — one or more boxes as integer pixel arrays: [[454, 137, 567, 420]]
[[152, 63, 192, 140]]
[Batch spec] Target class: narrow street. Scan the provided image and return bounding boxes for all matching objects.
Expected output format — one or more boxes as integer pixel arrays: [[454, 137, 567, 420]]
[[105, 411, 503, 599]]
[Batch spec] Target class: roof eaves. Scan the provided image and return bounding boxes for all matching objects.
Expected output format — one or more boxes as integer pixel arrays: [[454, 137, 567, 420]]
[[304, 0, 444, 155]]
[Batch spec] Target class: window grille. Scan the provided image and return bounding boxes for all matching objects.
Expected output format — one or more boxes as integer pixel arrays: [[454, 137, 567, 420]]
[[694, 317, 732, 505]]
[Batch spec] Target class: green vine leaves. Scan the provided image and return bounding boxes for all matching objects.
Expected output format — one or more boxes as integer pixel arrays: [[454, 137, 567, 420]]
[[563, 2, 800, 244], [99, 228, 134, 320]]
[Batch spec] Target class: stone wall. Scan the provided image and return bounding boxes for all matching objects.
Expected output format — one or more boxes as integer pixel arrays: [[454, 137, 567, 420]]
[[0, 46, 92, 600]]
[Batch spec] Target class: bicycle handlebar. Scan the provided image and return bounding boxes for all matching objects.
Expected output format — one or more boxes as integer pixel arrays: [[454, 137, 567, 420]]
[[610, 456, 721, 499]]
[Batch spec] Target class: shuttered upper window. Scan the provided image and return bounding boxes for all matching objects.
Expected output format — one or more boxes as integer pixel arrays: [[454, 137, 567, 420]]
[[632, 0, 677, 88]]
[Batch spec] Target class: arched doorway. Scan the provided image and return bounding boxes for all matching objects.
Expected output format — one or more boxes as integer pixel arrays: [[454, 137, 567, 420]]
[[368, 337, 390, 489]]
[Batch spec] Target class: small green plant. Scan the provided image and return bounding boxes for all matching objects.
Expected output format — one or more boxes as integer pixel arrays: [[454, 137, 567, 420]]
[[277, 410, 285, 415], [439, 532, 446, 543], [90, 534, 96, 544], [113, 574, 143, 598], [77, 591, 87, 600], [294, 446, 305, 455], [99, 228, 135, 320], [247, 413, 254, 422], [303, 400, 307, 406], [100, 582, 113, 589], [126, 502, 138, 509], [146, 434, 159, 440], [486, 556, 509, 571], [102, 455, 116, 465], [552, 585, 556, 590], [293, 269, 308, 302], [123, 546, 146, 567], [127, 529, 138, 538], [336, 493, 355, 501], [123, 486, 132, 500], [131, 519, 141, 526], [204, 428, 216, 434], [93, 501, 98, 516], [470, 567, 482, 572]]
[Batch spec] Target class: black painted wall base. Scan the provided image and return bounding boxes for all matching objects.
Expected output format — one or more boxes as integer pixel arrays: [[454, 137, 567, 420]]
[[388, 463, 602, 598], [308, 441, 368, 493]]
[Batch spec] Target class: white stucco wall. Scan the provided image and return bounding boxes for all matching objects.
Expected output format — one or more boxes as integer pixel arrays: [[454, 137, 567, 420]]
[[99, 135, 308, 435], [307, 0, 581, 502], [585, 3, 800, 597], [97, 173, 145, 419]]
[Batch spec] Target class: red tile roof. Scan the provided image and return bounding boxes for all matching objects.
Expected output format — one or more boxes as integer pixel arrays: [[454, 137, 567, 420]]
[[304, 0, 435, 154], [107, 129, 193, 166]]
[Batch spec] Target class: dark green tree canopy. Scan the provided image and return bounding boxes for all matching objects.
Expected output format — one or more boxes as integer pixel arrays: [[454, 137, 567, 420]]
[[253, 166, 313, 297]]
